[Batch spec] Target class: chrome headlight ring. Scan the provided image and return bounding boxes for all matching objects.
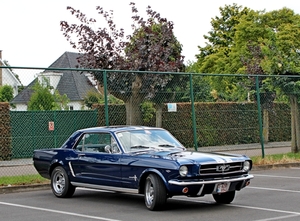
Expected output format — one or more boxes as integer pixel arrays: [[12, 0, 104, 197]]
[[179, 165, 188, 177], [243, 161, 251, 172]]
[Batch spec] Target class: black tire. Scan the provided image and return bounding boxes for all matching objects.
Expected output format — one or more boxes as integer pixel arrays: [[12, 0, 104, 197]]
[[144, 174, 167, 211], [213, 191, 235, 204], [51, 166, 75, 198]]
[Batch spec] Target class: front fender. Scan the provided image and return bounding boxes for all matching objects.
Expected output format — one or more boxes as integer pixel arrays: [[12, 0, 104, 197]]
[[138, 168, 170, 193]]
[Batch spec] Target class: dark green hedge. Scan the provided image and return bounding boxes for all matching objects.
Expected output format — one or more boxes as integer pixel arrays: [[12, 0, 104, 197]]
[[0, 102, 12, 160], [95, 102, 291, 148]]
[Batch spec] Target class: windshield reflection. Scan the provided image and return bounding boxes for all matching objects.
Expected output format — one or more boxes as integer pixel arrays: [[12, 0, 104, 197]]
[[116, 129, 184, 153]]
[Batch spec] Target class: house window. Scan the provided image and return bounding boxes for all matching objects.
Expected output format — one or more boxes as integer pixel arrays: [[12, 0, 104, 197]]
[[41, 76, 50, 87], [69, 105, 74, 110]]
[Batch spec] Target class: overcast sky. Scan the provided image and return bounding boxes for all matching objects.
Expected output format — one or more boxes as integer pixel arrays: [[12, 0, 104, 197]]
[[1, 0, 299, 85]]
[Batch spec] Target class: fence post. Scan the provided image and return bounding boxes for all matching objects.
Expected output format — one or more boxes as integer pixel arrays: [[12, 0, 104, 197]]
[[255, 76, 265, 158], [103, 70, 109, 126], [53, 110, 57, 148], [189, 74, 198, 151]]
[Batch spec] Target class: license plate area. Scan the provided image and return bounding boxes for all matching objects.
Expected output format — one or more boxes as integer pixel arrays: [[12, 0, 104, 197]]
[[215, 182, 230, 193]]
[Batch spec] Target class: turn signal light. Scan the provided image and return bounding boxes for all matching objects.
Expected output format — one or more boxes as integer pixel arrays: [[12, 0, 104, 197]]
[[182, 187, 189, 194]]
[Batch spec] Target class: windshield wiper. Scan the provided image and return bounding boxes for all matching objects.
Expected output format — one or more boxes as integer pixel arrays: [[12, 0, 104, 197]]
[[158, 144, 175, 147], [130, 145, 150, 149]]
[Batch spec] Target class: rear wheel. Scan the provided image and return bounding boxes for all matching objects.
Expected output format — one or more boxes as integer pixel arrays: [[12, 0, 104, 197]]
[[51, 166, 75, 198], [144, 174, 167, 211], [213, 191, 235, 204]]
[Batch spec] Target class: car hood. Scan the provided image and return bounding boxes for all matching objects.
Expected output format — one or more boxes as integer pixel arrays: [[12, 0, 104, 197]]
[[134, 150, 248, 164], [170, 151, 248, 164]]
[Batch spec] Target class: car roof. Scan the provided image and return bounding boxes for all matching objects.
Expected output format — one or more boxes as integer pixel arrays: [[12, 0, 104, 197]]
[[77, 125, 164, 133]]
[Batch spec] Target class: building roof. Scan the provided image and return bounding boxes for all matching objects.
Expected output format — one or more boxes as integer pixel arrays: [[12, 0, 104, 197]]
[[11, 52, 97, 104]]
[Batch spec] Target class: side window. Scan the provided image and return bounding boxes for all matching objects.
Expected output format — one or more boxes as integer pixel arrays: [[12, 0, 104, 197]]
[[74, 133, 120, 154]]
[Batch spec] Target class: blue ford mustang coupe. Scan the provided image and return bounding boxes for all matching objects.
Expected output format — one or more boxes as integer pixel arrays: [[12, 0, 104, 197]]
[[33, 126, 253, 211]]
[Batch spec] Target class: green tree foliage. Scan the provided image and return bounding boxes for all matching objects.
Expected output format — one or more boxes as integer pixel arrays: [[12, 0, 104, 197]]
[[52, 90, 70, 110], [28, 80, 55, 111], [140, 101, 156, 123], [230, 7, 300, 86], [195, 4, 251, 101], [197, 4, 250, 62], [60, 2, 185, 125], [28, 79, 70, 111], [197, 5, 300, 152], [0, 85, 14, 102], [183, 62, 214, 102], [84, 89, 104, 109], [196, 5, 300, 101]]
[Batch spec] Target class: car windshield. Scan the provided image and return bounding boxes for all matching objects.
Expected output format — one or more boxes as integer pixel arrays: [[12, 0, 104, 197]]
[[116, 129, 184, 153]]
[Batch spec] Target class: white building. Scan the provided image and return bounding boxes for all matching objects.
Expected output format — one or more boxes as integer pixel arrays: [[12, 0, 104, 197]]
[[11, 52, 99, 111], [0, 50, 21, 98]]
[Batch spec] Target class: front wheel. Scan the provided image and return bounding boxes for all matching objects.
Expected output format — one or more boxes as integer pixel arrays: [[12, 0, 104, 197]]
[[144, 174, 167, 211], [51, 166, 75, 198], [213, 191, 235, 204]]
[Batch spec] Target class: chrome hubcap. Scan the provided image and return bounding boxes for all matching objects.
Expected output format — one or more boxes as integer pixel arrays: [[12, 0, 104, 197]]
[[53, 171, 65, 194], [145, 179, 154, 206]]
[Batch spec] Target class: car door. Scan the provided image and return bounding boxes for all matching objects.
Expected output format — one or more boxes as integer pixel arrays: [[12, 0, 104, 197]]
[[71, 132, 122, 187]]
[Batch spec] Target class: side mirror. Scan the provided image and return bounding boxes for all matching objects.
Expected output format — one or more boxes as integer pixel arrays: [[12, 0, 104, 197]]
[[104, 145, 112, 153]]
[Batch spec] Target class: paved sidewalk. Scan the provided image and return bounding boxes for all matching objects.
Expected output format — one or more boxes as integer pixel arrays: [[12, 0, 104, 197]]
[[0, 158, 33, 167], [199, 141, 291, 157]]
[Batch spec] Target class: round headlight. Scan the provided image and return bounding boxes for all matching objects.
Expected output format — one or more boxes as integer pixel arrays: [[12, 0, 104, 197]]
[[243, 161, 251, 171], [179, 165, 188, 177]]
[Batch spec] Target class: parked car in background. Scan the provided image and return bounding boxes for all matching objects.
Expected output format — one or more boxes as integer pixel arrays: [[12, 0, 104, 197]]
[[33, 126, 253, 211]]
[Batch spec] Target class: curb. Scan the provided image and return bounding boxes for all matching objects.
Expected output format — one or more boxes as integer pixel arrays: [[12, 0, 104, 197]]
[[0, 183, 50, 194], [252, 162, 300, 170]]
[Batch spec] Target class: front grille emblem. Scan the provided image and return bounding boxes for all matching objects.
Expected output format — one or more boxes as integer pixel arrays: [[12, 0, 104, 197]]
[[216, 164, 230, 172]]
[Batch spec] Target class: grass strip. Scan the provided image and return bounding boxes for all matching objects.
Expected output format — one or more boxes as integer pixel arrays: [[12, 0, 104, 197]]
[[0, 174, 49, 187], [251, 152, 300, 165]]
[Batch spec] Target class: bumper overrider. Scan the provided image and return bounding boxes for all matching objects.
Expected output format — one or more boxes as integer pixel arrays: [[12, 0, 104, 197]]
[[168, 174, 254, 195]]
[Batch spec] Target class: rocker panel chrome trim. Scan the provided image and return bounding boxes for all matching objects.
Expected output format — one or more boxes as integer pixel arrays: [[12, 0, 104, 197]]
[[70, 182, 139, 194]]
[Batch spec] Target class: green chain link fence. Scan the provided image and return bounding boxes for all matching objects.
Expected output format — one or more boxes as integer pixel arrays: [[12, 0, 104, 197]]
[[10, 110, 98, 158], [0, 66, 296, 179]]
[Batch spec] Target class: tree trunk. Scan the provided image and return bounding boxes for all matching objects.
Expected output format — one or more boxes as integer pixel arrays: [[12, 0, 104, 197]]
[[125, 75, 143, 125], [290, 95, 300, 153], [155, 104, 163, 128], [263, 109, 269, 143]]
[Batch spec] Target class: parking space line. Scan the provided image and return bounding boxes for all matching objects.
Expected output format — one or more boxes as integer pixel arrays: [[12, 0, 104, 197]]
[[0, 202, 121, 221], [226, 204, 300, 216], [175, 197, 300, 220], [252, 174, 300, 179], [248, 186, 300, 193], [253, 214, 300, 221]]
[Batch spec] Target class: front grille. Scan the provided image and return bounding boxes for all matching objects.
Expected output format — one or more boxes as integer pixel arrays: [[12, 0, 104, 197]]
[[199, 162, 244, 176]]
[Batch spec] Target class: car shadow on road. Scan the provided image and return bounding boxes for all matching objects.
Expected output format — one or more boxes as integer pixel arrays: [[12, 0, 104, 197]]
[[71, 188, 224, 211]]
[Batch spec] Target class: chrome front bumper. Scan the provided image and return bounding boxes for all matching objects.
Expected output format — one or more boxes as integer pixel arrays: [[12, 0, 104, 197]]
[[168, 174, 254, 186]]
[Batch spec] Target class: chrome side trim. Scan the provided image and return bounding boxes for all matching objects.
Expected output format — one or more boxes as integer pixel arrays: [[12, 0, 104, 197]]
[[70, 182, 139, 194], [68, 162, 75, 177], [168, 174, 254, 186]]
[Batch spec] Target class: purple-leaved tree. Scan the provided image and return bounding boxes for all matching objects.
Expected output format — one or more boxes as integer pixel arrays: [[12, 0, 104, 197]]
[[60, 2, 185, 125]]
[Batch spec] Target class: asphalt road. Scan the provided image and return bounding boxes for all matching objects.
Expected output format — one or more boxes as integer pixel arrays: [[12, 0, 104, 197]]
[[1, 167, 300, 221]]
